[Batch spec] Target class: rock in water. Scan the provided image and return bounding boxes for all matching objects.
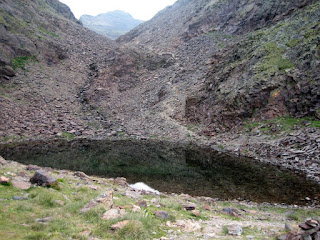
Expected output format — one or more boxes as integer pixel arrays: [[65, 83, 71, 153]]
[[30, 170, 57, 186]]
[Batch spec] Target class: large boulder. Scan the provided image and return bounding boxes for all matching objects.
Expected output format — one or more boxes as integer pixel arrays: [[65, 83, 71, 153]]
[[30, 170, 57, 187]]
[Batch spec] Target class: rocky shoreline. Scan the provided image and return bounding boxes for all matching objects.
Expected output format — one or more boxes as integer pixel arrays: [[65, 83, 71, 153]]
[[0, 156, 320, 240]]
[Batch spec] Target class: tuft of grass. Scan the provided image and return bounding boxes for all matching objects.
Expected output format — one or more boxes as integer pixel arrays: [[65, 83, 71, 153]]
[[39, 27, 59, 38], [11, 56, 37, 71], [222, 225, 229, 235], [255, 42, 294, 73], [25, 232, 48, 240], [35, 191, 59, 208], [61, 132, 75, 140]]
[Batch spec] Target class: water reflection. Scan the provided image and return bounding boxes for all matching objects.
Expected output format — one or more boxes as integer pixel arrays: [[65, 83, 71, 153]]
[[0, 139, 319, 204]]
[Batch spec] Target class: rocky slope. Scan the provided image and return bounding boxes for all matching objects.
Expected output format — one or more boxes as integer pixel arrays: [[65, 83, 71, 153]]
[[0, 0, 320, 183], [80, 10, 144, 40]]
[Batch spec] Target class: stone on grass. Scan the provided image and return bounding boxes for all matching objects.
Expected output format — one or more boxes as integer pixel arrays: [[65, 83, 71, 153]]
[[183, 203, 197, 211], [132, 205, 141, 212], [191, 210, 201, 217], [74, 171, 90, 179], [55, 200, 65, 206], [11, 180, 31, 190], [111, 220, 142, 231], [203, 204, 211, 211], [102, 208, 126, 220], [176, 220, 202, 232], [80, 189, 113, 213], [227, 224, 243, 236], [26, 164, 41, 171], [222, 208, 241, 217], [114, 177, 128, 186], [30, 170, 57, 187], [13, 195, 28, 200], [35, 217, 53, 224], [0, 176, 10, 185], [110, 220, 130, 230], [137, 200, 147, 208], [154, 210, 169, 219]]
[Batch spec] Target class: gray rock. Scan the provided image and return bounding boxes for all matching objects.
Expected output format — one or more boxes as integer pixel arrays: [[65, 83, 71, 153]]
[[154, 210, 169, 219], [227, 224, 243, 236], [26, 165, 41, 171], [35, 217, 52, 223], [30, 170, 57, 187], [102, 208, 126, 220], [0, 156, 7, 165], [11, 180, 32, 190], [13, 195, 28, 200]]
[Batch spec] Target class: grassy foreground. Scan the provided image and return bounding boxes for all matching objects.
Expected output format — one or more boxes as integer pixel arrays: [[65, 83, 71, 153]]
[[0, 158, 319, 240]]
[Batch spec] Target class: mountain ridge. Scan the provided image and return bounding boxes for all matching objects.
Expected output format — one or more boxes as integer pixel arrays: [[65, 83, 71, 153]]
[[80, 10, 144, 40]]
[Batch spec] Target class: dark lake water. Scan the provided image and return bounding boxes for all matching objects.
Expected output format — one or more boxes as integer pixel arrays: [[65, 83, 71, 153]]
[[0, 139, 319, 205]]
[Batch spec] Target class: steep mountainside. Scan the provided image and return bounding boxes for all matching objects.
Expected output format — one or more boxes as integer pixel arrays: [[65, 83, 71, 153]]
[[80, 10, 144, 40], [0, 0, 166, 140], [117, 0, 320, 132]]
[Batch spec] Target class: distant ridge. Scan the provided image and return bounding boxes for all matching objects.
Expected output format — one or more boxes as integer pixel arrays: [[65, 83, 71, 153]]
[[80, 10, 144, 40]]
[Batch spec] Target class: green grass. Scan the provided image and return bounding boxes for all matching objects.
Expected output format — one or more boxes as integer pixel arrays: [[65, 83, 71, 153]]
[[244, 116, 320, 134], [60, 132, 75, 140], [11, 56, 37, 71], [39, 27, 59, 38], [255, 42, 294, 73]]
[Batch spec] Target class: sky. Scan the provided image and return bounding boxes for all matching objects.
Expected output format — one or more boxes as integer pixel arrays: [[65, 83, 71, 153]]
[[59, 0, 177, 21]]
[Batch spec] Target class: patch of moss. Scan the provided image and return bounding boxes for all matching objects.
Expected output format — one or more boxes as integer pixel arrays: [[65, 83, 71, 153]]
[[61, 132, 75, 140], [286, 39, 301, 48], [0, 15, 6, 25], [11, 56, 37, 71], [39, 27, 60, 38], [255, 42, 294, 74]]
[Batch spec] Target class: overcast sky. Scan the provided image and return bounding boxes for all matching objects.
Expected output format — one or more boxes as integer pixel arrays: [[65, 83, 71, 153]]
[[59, 0, 177, 20]]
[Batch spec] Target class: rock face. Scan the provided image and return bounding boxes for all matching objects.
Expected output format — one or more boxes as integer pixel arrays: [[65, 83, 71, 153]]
[[80, 10, 144, 40]]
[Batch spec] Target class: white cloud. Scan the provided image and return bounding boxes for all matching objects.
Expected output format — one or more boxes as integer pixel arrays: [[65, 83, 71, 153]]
[[58, 0, 177, 20]]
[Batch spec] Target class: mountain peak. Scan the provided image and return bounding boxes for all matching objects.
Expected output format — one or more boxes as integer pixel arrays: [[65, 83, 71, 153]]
[[80, 10, 144, 40]]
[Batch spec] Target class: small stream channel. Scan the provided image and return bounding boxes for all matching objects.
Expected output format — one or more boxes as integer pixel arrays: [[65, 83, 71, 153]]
[[0, 139, 319, 205]]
